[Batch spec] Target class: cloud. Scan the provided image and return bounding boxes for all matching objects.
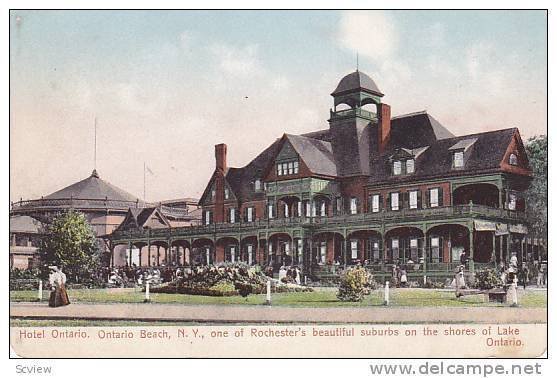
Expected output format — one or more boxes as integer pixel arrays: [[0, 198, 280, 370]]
[[179, 31, 194, 49], [208, 43, 263, 77], [337, 11, 398, 62]]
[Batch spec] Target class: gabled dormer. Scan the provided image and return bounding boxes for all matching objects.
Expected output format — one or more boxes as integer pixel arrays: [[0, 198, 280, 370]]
[[448, 137, 477, 169], [388, 146, 428, 176]]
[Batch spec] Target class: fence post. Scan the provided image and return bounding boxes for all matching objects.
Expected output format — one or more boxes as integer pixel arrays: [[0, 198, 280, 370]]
[[144, 281, 151, 303], [38, 279, 43, 301], [383, 281, 390, 306], [265, 280, 271, 305]]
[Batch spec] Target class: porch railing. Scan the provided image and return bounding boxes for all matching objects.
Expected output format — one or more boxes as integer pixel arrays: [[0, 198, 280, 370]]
[[110, 204, 527, 241]]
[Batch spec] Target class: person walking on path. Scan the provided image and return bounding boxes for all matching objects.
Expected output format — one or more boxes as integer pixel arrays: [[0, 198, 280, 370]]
[[48, 266, 70, 308]]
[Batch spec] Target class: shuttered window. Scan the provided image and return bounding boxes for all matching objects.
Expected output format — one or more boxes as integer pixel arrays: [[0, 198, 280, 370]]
[[409, 190, 418, 209], [371, 194, 380, 213], [391, 192, 400, 211], [393, 161, 402, 175]]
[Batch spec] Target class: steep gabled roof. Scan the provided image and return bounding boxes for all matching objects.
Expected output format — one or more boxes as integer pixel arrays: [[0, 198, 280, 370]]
[[284, 134, 337, 177], [116, 207, 170, 231]]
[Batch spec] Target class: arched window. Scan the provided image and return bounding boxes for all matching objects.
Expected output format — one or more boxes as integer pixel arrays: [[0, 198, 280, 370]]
[[509, 153, 518, 166]]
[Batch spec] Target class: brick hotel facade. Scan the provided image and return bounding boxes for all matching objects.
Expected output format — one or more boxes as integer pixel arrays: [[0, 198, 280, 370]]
[[109, 71, 538, 279]]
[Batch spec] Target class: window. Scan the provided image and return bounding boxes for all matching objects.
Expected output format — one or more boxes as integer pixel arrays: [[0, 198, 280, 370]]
[[320, 201, 326, 217], [284, 203, 289, 218], [224, 188, 229, 200], [509, 153, 518, 166], [393, 161, 402, 175], [410, 238, 418, 261], [297, 201, 302, 217], [276, 160, 299, 176], [391, 192, 399, 211], [454, 151, 464, 168], [229, 208, 236, 223], [305, 201, 312, 217], [268, 203, 275, 219], [391, 238, 399, 261], [319, 242, 326, 264], [336, 197, 343, 215], [350, 197, 358, 214], [254, 179, 261, 191], [230, 246, 236, 263], [211, 189, 216, 200], [247, 245, 254, 265], [406, 159, 415, 174], [351, 241, 358, 259], [204, 210, 212, 225], [247, 207, 254, 222], [371, 194, 380, 213], [508, 193, 517, 210], [372, 241, 380, 261], [431, 237, 440, 262], [409, 190, 418, 210], [429, 188, 439, 208]]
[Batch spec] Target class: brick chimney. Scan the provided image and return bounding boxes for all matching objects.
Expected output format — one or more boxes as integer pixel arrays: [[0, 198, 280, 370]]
[[213, 144, 227, 223], [377, 103, 391, 154], [215, 143, 227, 172]]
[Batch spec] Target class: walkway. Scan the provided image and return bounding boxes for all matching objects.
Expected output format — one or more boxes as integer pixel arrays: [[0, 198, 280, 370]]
[[10, 302, 547, 324]]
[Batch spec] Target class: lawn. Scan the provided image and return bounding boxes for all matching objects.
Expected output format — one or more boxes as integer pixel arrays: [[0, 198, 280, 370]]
[[9, 287, 547, 308]]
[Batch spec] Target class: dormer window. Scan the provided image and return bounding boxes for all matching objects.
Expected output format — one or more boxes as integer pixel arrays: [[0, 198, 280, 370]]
[[224, 188, 230, 200], [406, 159, 415, 174], [211, 189, 216, 200], [393, 161, 402, 175], [509, 153, 518, 166], [277, 160, 299, 176], [254, 179, 262, 191], [453, 151, 464, 168]]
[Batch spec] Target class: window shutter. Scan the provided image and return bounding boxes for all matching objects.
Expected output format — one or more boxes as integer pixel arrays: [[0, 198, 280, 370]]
[[386, 193, 391, 210], [209, 211, 213, 224], [438, 187, 444, 206], [379, 194, 383, 211], [253, 207, 257, 221], [425, 189, 430, 208], [403, 192, 408, 210], [356, 197, 361, 213], [417, 190, 422, 209]]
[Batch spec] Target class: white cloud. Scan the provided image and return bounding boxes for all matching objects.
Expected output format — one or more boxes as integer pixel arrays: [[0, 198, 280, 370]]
[[337, 11, 398, 62], [209, 43, 263, 77]]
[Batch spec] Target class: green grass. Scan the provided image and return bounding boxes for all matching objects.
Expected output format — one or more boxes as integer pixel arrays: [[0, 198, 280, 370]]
[[10, 319, 211, 327], [10, 288, 547, 308]]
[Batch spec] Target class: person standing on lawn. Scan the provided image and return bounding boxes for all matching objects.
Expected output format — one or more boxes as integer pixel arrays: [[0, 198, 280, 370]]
[[48, 266, 70, 308]]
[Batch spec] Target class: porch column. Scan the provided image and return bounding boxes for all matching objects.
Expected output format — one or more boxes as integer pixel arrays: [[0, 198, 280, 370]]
[[138, 246, 143, 267], [498, 235, 503, 264], [468, 226, 475, 272], [110, 244, 115, 268], [491, 232, 496, 264], [147, 240, 151, 267], [128, 242, 132, 266], [157, 246, 160, 266]]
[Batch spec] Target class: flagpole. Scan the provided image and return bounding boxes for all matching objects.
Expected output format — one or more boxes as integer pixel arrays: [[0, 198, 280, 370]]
[[143, 162, 146, 203]]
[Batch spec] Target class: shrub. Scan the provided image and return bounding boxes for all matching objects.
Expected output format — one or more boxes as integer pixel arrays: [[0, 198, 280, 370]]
[[337, 267, 376, 302], [474, 268, 503, 290]]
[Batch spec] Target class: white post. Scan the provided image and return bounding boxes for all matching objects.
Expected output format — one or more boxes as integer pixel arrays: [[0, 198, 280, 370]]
[[266, 280, 271, 305], [510, 277, 518, 307], [144, 281, 151, 302], [38, 280, 43, 301], [423, 275, 427, 286], [383, 281, 390, 306]]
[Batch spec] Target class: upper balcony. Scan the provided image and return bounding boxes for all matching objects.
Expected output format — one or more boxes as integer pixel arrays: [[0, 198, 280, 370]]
[[110, 204, 527, 241], [329, 107, 377, 121]]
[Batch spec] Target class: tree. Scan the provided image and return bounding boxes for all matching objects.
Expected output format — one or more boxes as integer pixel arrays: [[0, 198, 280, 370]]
[[38, 210, 100, 283], [525, 135, 547, 239]]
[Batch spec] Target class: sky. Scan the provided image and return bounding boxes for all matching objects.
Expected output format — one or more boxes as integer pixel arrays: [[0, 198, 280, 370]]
[[9, 10, 547, 203]]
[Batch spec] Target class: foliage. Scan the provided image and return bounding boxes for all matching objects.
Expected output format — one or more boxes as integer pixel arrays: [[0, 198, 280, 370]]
[[474, 268, 503, 290], [10, 267, 40, 280], [38, 210, 101, 284], [525, 135, 547, 240], [337, 267, 376, 302]]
